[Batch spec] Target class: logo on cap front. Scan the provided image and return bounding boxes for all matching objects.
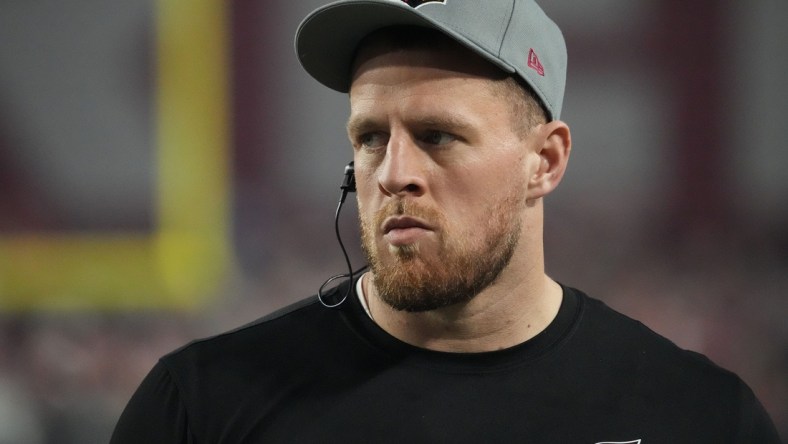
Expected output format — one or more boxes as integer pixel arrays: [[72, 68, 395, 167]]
[[401, 0, 445, 7]]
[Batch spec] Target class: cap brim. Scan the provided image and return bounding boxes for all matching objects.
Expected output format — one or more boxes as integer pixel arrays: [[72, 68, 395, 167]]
[[295, 0, 515, 93]]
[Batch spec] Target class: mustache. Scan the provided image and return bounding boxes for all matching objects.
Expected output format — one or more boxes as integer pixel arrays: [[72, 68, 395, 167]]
[[374, 199, 444, 232]]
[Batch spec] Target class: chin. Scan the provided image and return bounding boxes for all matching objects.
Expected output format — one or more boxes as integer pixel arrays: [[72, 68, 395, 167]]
[[387, 242, 420, 259]]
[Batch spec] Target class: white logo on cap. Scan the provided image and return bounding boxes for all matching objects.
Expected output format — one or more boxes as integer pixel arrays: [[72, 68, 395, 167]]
[[396, 0, 446, 8], [595, 440, 641, 444]]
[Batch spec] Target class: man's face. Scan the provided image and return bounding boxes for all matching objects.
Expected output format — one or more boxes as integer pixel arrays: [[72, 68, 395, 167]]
[[348, 42, 538, 312]]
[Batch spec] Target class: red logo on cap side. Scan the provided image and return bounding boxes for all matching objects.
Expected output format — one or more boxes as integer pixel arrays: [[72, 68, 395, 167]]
[[528, 48, 545, 76]]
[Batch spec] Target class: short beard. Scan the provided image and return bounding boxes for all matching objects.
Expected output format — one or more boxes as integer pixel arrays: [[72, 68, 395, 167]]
[[360, 193, 523, 312]]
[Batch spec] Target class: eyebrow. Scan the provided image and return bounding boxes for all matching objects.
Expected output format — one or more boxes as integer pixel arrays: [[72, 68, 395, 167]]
[[417, 115, 473, 131], [346, 113, 473, 136], [346, 116, 379, 137]]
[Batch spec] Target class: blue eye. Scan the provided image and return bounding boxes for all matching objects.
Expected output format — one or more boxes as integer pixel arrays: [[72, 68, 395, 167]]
[[422, 130, 456, 145], [358, 132, 388, 149]]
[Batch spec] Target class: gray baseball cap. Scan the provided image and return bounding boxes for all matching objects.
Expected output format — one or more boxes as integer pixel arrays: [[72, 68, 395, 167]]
[[295, 0, 567, 120]]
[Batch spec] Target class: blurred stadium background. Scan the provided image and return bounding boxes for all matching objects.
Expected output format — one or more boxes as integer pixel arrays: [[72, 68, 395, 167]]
[[0, 0, 785, 442]]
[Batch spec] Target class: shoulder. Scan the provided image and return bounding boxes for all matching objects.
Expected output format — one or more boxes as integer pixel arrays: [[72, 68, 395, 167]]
[[156, 279, 368, 387], [115, 283, 370, 441], [575, 289, 715, 359], [161, 295, 332, 372], [567, 288, 780, 440], [150, 295, 348, 435], [570, 287, 743, 393]]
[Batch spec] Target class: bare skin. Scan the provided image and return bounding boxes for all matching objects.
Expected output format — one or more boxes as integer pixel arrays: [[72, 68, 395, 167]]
[[348, 40, 572, 353]]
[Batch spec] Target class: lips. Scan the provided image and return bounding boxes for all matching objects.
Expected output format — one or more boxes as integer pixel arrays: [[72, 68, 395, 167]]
[[381, 216, 435, 246], [382, 216, 433, 234]]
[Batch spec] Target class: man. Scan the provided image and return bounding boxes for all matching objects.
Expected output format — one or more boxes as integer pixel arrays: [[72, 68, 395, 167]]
[[112, 0, 780, 442]]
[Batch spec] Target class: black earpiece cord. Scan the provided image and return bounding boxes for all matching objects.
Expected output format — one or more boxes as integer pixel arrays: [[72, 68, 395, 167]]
[[318, 162, 367, 308]]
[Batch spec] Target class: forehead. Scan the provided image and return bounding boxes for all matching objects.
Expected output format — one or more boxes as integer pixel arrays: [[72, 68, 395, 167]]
[[347, 48, 510, 123], [346, 47, 521, 143]]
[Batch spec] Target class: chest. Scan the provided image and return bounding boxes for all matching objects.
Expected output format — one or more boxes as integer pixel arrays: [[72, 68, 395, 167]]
[[194, 364, 734, 443]]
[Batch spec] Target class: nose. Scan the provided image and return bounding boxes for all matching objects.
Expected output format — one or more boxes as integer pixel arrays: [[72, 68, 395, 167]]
[[377, 134, 427, 197]]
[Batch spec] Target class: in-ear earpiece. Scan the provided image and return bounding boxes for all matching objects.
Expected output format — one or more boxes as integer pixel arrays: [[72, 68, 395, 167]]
[[341, 161, 356, 194]]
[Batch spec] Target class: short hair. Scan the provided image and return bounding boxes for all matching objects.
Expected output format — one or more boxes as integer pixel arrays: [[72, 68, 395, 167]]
[[490, 75, 548, 138], [351, 26, 548, 137]]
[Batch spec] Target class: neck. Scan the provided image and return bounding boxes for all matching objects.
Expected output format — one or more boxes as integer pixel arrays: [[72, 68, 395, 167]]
[[362, 241, 563, 353]]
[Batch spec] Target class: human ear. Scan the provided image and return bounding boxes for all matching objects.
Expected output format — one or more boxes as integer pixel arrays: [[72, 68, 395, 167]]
[[527, 120, 571, 199]]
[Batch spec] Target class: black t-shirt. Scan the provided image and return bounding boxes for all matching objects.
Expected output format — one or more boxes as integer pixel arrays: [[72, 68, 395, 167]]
[[111, 282, 780, 443]]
